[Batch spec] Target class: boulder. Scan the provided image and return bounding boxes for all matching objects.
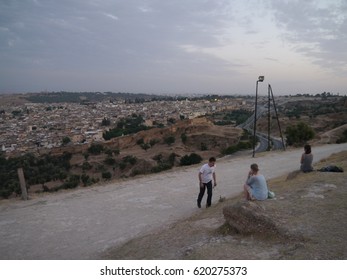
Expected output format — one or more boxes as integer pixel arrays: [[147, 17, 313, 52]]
[[223, 201, 282, 235]]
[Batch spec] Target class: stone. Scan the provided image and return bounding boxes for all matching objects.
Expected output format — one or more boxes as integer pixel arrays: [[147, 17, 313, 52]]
[[222, 201, 281, 235]]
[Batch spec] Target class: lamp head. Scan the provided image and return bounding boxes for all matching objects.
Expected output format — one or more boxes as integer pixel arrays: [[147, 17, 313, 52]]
[[258, 76, 264, 82]]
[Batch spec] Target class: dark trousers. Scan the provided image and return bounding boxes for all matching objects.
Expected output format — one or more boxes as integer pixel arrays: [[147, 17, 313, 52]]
[[197, 180, 213, 207]]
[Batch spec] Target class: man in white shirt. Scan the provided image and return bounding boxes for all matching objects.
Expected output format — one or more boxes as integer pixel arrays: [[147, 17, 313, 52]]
[[197, 157, 217, 208]]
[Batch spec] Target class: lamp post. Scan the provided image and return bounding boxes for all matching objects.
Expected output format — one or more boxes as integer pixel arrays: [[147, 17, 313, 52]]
[[252, 75, 264, 157]]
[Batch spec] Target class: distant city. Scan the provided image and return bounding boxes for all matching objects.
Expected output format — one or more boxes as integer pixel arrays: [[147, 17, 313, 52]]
[[0, 91, 341, 157], [0, 92, 255, 156]]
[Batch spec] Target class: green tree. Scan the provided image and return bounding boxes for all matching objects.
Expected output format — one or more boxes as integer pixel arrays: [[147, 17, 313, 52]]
[[62, 136, 71, 146], [88, 143, 104, 155], [285, 122, 315, 146], [164, 135, 175, 146], [104, 157, 116, 165], [180, 153, 203, 166], [82, 161, 92, 171], [102, 171, 112, 180], [101, 117, 111, 126]]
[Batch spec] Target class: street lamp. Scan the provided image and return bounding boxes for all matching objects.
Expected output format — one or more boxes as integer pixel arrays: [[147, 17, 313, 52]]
[[252, 76, 264, 157]]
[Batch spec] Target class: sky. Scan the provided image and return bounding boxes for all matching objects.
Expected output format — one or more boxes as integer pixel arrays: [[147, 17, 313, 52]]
[[0, 0, 346, 96]]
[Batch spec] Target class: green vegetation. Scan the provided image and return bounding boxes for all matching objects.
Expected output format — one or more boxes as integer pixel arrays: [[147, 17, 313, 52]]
[[336, 129, 347, 144], [151, 153, 176, 173], [101, 117, 111, 126], [104, 157, 116, 166], [62, 136, 71, 146], [0, 152, 72, 198], [136, 138, 151, 151], [213, 109, 252, 126], [103, 114, 149, 140], [164, 135, 175, 146], [222, 141, 252, 155], [180, 153, 203, 166], [88, 143, 104, 155], [285, 122, 315, 146], [102, 172, 112, 180], [122, 155, 137, 165], [281, 96, 346, 119]]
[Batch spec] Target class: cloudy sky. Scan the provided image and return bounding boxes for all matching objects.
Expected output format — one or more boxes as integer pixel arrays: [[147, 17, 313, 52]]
[[0, 0, 346, 95]]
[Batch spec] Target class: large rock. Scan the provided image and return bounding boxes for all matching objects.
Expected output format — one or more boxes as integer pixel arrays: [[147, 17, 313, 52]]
[[223, 201, 283, 235]]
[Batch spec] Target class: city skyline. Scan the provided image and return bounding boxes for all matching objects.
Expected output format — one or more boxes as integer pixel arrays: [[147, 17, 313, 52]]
[[1, 0, 346, 95]]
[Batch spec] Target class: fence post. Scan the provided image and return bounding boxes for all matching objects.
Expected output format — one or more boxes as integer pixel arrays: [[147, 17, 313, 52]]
[[17, 168, 28, 200]]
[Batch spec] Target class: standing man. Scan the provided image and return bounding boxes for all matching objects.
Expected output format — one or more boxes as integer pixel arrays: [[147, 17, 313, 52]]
[[197, 157, 217, 208]]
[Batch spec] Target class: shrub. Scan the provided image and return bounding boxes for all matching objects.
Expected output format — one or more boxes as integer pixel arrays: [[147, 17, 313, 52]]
[[222, 141, 252, 155], [81, 174, 92, 186], [62, 136, 71, 146], [104, 149, 113, 156], [122, 155, 137, 165], [164, 135, 175, 146], [88, 143, 104, 155], [336, 129, 347, 144], [180, 153, 203, 166], [151, 163, 173, 173], [119, 162, 127, 170], [104, 157, 116, 165], [153, 154, 163, 162], [140, 143, 151, 151], [149, 139, 160, 146], [200, 142, 208, 151], [285, 122, 315, 146], [82, 161, 92, 171], [102, 172, 112, 180]]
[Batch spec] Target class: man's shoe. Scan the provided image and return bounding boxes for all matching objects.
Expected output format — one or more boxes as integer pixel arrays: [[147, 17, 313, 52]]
[[206, 204, 211, 208], [197, 200, 201, 208]]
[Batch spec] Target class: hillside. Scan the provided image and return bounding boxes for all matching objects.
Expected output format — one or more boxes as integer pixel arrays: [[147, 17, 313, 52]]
[[256, 96, 347, 145], [103, 150, 347, 259], [27, 117, 243, 194], [1, 95, 346, 199]]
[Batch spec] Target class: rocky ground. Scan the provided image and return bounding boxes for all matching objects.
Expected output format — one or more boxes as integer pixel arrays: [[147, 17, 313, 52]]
[[103, 150, 347, 260]]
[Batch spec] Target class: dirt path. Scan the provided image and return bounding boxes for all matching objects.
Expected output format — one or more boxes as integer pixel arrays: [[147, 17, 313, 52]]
[[0, 143, 346, 259]]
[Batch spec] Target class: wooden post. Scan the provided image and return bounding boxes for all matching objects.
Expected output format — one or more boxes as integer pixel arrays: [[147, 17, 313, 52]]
[[17, 168, 28, 200]]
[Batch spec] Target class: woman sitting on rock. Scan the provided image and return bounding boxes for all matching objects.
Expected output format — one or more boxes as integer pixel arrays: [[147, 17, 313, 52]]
[[243, 163, 268, 201]]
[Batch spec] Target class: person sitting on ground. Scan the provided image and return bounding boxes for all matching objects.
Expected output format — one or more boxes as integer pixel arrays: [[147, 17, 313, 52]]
[[243, 163, 268, 201], [300, 144, 313, 172]]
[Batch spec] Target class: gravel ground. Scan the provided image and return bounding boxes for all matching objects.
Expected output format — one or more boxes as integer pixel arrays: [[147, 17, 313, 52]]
[[0, 143, 346, 259]]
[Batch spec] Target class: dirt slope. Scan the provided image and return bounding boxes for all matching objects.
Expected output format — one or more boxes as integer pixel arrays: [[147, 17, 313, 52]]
[[103, 150, 347, 260]]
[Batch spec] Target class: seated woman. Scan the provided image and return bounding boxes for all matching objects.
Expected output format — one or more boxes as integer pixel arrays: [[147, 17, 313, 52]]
[[243, 163, 268, 201], [300, 144, 313, 172]]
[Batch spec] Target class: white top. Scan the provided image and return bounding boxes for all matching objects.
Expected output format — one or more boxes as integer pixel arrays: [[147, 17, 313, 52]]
[[199, 163, 216, 183]]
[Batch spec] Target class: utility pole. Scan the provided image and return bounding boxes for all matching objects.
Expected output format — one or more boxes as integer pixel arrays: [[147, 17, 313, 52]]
[[17, 168, 28, 200], [268, 84, 285, 150], [252, 76, 264, 158]]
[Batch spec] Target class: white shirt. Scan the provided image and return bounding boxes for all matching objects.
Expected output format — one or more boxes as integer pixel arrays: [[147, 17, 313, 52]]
[[199, 163, 215, 183]]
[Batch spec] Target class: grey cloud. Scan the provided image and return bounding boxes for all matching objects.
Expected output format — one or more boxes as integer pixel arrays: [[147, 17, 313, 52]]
[[269, 0, 347, 74], [1, 0, 241, 92]]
